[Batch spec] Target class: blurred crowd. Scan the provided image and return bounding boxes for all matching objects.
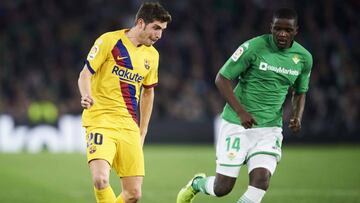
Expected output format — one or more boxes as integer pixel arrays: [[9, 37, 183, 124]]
[[1, 0, 359, 138]]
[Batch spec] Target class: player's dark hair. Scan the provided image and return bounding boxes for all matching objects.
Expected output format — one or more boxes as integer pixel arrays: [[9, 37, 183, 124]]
[[273, 8, 298, 25], [135, 2, 172, 24]]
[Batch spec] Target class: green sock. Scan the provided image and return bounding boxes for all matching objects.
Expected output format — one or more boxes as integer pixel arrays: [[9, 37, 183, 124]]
[[192, 177, 208, 194]]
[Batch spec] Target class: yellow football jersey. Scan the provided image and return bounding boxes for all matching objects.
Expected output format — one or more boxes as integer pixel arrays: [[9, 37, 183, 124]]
[[82, 29, 159, 130]]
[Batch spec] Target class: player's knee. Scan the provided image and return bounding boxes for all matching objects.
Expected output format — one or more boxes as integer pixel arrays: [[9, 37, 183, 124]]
[[249, 170, 271, 191], [213, 183, 233, 197], [124, 188, 142, 203], [92, 173, 110, 189]]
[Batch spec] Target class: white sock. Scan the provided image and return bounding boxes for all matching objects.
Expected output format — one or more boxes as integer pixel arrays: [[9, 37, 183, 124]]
[[237, 186, 266, 203], [205, 176, 216, 196]]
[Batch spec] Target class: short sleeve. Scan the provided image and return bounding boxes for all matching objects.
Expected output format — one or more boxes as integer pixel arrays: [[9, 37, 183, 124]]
[[293, 53, 313, 93], [85, 33, 111, 74], [142, 51, 159, 88], [219, 41, 254, 80]]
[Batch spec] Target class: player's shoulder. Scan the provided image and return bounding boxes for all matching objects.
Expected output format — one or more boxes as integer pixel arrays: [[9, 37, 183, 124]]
[[293, 41, 313, 64], [243, 34, 269, 50], [94, 30, 121, 45], [144, 45, 159, 59], [101, 30, 125, 39], [292, 41, 313, 61], [249, 34, 269, 43]]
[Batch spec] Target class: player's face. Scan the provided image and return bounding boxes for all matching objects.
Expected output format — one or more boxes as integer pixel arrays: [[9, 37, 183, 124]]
[[139, 20, 167, 46], [270, 17, 298, 49]]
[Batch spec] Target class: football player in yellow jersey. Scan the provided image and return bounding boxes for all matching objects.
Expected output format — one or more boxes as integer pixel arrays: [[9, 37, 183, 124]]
[[77, 2, 171, 203]]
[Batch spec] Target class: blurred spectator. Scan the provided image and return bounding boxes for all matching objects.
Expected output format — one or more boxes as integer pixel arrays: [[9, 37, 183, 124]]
[[1, 0, 359, 138]]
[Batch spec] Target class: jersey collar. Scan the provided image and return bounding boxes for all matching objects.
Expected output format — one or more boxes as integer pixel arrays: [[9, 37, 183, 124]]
[[122, 29, 144, 50]]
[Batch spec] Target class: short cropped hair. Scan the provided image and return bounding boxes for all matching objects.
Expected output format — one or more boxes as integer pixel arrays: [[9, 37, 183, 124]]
[[135, 2, 172, 24], [273, 8, 298, 25]]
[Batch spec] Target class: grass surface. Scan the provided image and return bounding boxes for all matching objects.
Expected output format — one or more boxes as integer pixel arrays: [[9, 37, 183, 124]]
[[0, 144, 359, 203]]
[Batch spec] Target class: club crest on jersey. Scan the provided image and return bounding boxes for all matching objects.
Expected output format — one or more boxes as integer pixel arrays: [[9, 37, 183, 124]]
[[144, 59, 150, 69], [88, 145, 97, 154], [292, 54, 300, 64], [227, 151, 237, 160]]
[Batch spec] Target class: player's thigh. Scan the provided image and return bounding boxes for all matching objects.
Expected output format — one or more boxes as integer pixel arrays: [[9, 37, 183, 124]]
[[247, 154, 277, 175], [113, 129, 144, 177], [86, 127, 118, 166], [216, 119, 249, 178], [246, 127, 283, 175]]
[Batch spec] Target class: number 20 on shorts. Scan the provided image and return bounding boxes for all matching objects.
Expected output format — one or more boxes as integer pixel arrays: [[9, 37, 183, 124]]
[[88, 132, 103, 145]]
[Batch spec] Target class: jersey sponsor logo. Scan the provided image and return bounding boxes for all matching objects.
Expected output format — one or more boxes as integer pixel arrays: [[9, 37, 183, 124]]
[[259, 62, 299, 76], [292, 54, 300, 64], [231, 46, 244, 61], [112, 65, 144, 83], [88, 45, 99, 60]]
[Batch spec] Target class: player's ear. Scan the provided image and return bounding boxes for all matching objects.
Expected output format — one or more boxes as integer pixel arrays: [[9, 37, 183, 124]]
[[294, 25, 298, 35], [270, 17, 275, 32], [136, 18, 145, 29]]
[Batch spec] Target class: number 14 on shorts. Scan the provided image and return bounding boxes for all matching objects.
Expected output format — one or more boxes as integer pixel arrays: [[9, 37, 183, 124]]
[[225, 136, 241, 160], [226, 136, 240, 152]]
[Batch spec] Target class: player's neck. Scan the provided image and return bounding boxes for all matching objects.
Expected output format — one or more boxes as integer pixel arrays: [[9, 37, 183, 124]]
[[125, 28, 141, 47]]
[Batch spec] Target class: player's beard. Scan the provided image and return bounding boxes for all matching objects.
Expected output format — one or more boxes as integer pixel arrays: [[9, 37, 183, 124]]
[[142, 38, 153, 47], [138, 30, 153, 46], [144, 36, 157, 47]]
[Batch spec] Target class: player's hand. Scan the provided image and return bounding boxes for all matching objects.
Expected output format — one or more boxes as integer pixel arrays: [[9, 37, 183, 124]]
[[237, 110, 257, 129], [81, 95, 94, 109], [289, 118, 301, 133]]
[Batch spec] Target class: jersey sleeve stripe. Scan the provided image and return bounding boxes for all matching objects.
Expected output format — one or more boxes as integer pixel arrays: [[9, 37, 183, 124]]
[[119, 81, 139, 125], [112, 39, 133, 69], [84, 60, 95, 74], [142, 83, 158, 88]]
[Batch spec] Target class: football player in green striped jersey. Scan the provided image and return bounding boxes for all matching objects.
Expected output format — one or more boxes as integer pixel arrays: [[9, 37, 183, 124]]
[[177, 8, 312, 203]]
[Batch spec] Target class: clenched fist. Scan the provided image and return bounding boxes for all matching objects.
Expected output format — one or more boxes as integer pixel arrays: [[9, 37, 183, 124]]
[[81, 95, 94, 109], [289, 118, 301, 133]]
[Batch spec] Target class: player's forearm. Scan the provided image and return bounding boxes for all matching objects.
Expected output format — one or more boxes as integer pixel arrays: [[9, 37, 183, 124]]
[[291, 92, 306, 121], [139, 87, 154, 146], [78, 66, 93, 97], [215, 73, 247, 114]]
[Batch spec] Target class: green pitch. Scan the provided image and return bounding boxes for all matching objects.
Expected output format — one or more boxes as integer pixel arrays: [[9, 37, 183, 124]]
[[0, 144, 359, 203]]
